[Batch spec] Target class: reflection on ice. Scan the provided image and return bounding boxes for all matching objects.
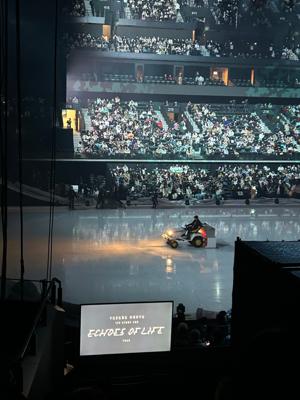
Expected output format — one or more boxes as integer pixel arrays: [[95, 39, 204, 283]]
[[5, 206, 300, 314]]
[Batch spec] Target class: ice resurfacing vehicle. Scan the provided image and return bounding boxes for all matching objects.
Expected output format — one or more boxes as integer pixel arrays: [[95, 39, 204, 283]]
[[162, 223, 216, 249]]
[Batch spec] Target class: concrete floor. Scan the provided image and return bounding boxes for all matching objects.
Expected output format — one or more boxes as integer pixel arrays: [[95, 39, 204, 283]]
[[4, 204, 300, 315]]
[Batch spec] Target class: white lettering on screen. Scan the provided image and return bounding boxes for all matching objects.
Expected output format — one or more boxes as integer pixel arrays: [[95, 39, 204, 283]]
[[87, 326, 165, 338]]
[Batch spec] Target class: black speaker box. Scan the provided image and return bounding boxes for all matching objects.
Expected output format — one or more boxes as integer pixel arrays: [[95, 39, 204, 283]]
[[232, 239, 300, 349], [56, 127, 74, 155]]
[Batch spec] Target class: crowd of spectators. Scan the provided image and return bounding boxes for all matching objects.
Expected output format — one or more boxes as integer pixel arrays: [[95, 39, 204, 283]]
[[64, 33, 110, 51], [124, 0, 298, 28], [204, 39, 299, 60], [110, 35, 204, 55], [64, 32, 300, 61], [187, 103, 300, 157], [281, 105, 300, 130], [127, 0, 179, 21], [173, 307, 230, 348], [211, 0, 238, 26], [62, 0, 85, 16], [238, 0, 298, 28], [81, 97, 177, 158], [111, 163, 300, 201], [64, 33, 204, 55], [78, 99, 300, 159], [81, 97, 205, 158]]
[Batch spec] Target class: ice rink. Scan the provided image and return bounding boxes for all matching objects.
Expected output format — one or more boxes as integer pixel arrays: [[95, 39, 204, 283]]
[[4, 204, 300, 315]]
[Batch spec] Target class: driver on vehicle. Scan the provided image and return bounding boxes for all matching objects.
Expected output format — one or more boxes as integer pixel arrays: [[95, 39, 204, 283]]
[[184, 215, 203, 239]]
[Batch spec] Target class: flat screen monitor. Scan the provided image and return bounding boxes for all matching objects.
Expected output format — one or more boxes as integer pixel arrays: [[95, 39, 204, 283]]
[[80, 301, 173, 356]]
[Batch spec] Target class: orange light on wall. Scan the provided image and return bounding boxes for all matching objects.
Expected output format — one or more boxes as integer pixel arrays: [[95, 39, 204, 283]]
[[251, 68, 255, 86], [210, 67, 228, 86], [192, 30, 195, 42], [102, 25, 111, 40], [222, 68, 228, 86], [77, 113, 81, 131]]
